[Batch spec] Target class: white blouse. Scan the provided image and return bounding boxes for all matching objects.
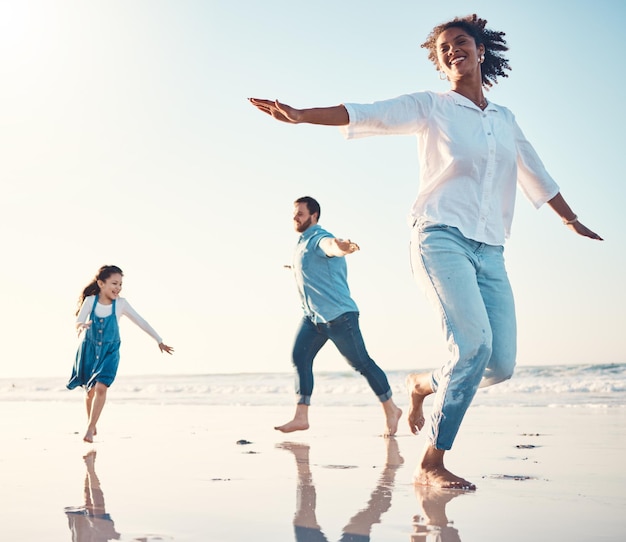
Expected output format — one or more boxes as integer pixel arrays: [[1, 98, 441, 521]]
[[76, 295, 162, 344], [341, 90, 560, 246]]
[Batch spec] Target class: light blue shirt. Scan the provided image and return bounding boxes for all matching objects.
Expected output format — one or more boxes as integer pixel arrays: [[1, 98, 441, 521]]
[[293, 224, 359, 324]]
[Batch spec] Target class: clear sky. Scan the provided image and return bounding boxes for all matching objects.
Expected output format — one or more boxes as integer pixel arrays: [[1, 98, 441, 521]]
[[1, 0, 624, 379]]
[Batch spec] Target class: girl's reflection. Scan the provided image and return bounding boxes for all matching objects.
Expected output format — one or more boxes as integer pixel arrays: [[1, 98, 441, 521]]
[[64, 450, 121, 542], [278, 438, 404, 542]]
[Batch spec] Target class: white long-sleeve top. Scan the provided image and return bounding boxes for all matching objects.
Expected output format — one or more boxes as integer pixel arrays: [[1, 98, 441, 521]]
[[340, 90, 560, 246], [76, 295, 163, 344]]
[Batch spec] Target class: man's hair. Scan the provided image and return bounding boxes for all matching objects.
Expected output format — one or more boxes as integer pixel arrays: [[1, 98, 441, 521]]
[[294, 196, 321, 219], [421, 13, 511, 88]]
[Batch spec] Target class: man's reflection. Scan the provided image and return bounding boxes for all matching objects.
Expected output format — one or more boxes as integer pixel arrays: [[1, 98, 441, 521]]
[[411, 485, 469, 542], [64, 450, 121, 542], [278, 437, 404, 542]]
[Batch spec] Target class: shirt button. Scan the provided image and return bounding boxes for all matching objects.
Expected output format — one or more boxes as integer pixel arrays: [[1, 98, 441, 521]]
[[98, 342, 102, 345], [487, 132, 492, 135]]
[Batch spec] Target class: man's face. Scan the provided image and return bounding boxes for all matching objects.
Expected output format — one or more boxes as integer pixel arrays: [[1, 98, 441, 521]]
[[293, 202, 316, 233]]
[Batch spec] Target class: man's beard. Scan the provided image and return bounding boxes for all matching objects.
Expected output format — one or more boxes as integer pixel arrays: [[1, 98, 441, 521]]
[[295, 217, 313, 232]]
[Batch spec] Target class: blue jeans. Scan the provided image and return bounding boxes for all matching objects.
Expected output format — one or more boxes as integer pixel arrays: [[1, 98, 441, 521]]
[[292, 312, 393, 405], [410, 224, 517, 450]]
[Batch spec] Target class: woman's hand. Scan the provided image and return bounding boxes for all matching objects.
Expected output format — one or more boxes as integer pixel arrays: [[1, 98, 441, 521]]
[[159, 342, 174, 355], [567, 220, 603, 241], [249, 98, 301, 123]]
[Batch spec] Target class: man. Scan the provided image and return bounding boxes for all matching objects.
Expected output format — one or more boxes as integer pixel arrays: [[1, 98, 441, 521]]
[[277, 196, 402, 436]]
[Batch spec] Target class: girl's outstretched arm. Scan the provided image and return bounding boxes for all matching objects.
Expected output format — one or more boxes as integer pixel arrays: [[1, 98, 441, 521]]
[[159, 342, 174, 355], [249, 98, 349, 126]]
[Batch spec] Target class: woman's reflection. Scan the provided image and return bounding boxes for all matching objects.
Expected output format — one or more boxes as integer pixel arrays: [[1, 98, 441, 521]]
[[64, 450, 121, 542], [411, 485, 470, 542], [278, 437, 404, 542]]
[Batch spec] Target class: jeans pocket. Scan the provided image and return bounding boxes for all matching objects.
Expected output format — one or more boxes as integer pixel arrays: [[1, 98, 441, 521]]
[[418, 223, 450, 234], [327, 311, 356, 330]]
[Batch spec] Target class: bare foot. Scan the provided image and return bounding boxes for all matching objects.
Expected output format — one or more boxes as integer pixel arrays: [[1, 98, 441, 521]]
[[83, 428, 95, 443], [414, 464, 476, 491], [406, 373, 432, 435], [274, 419, 310, 433], [382, 401, 403, 437]]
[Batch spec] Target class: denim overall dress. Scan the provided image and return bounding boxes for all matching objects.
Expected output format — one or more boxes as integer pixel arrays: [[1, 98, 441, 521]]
[[67, 298, 121, 391]]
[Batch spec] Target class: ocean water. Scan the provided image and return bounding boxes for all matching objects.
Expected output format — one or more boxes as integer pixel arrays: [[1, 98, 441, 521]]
[[1, 363, 624, 409]]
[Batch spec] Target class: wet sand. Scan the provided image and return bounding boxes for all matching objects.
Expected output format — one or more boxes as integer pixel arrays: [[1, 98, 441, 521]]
[[1, 400, 624, 541]]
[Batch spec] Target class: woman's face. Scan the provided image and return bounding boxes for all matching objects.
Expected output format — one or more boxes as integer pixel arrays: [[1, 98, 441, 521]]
[[436, 27, 484, 82]]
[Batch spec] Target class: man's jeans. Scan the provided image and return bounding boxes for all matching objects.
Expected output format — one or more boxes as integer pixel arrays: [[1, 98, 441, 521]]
[[411, 224, 517, 450], [292, 312, 393, 405]]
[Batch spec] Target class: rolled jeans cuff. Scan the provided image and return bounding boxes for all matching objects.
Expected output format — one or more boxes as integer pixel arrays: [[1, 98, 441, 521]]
[[378, 389, 393, 403], [297, 395, 311, 406]]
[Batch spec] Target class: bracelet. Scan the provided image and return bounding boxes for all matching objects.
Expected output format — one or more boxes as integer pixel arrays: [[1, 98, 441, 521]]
[[563, 215, 578, 225]]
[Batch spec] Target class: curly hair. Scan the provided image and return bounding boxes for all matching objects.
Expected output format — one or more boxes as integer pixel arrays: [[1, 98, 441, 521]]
[[420, 14, 511, 88]]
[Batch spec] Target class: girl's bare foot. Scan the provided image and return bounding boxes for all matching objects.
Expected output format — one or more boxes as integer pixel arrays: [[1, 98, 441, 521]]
[[406, 373, 432, 435], [83, 428, 95, 443]]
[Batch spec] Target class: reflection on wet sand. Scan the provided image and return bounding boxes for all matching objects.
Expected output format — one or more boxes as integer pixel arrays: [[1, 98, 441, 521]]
[[278, 437, 404, 542], [411, 485, 470, 542], [64, 451, 173, 542], [64, 450, 121, 542]]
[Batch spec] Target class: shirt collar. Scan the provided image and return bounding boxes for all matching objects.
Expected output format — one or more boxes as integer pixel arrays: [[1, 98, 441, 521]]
[[299, 223, 322, 242], [449, 90, 498, 112]]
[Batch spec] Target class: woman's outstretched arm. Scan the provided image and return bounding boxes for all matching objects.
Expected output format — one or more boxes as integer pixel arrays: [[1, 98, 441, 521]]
[[249, 98, 349, 126], [547, 192, 603, 241]]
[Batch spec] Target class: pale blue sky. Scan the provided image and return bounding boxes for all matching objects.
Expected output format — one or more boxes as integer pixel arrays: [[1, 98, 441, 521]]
[[1, 0, 624, 379]]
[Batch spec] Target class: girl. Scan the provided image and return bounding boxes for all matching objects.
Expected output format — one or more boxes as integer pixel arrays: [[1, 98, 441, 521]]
[[67, 265, 174, 442]]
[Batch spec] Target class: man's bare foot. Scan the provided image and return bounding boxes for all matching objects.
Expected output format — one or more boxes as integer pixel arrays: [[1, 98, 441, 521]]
[[414, 464, 476, 491], [382, 401, 403, 437], [406, 373, 432, 435], [274, 419, 310, 433]]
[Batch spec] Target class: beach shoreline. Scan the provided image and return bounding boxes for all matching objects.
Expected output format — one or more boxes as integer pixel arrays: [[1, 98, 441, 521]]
[[1, 399, 625, 541]]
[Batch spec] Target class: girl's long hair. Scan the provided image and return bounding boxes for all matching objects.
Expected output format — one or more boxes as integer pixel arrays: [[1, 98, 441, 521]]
[[76, 265, 123, 315]]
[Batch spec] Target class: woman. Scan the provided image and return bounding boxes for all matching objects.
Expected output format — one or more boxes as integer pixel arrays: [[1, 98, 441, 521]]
[[249, 14, 602, 490]]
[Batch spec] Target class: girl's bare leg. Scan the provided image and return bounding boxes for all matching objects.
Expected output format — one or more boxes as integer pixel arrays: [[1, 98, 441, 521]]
[[275, 403, 310, 433], [84, 382, 108, 443]]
